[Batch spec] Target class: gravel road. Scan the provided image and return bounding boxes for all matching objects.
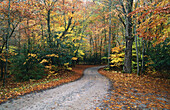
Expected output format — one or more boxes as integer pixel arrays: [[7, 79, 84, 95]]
[[0, 66, 110, 110]]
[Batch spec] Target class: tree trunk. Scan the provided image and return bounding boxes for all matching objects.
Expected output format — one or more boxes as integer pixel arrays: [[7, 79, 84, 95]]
[[47, 9, 52, 47], [26, 20, 31, 53], [141, 39, 145, 74], [3, 0, 11, 87], [123, 0, 133, 73], [95, 35, 97, 64], [124, 39, 133, 73], [0, 60, 3, 80], [108, 0, 111, 66], [135, 35, 140, 75], [90, 37, 92, 63], [18, 25, 21, 54], [100, 36, 103, 63], [41, 23, 45, 48]]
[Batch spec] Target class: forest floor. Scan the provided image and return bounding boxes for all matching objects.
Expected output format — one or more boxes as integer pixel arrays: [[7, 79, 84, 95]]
[[0, 65, 169, 110], [0, 65, 110, 110], [0, 65, 96, 104], [98, 68, 170, 110]]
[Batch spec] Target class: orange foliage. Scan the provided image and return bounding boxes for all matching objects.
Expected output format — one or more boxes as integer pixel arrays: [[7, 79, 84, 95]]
[[130, 0, 169, 46], [98, 68, 170, 109]]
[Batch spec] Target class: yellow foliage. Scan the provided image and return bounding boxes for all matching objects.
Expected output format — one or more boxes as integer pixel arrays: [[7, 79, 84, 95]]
[[111, 46, 123, 53], [67, 67, 72, 71], [49, 71, 55, 74], [79, 50, 85, 56], [110, 65, 115, 67], [72, 57, 78, 60], [68, 12, 73, 17], [28, 53, 37, 57], [40, 59, 48, 64], [45, 66, 52, 69], [23, 62, 26, 65], [110, 46, 124, 68], [111, 54, 117, 58], [54, 73, 58, 76], [64, 63, 69, 66], [46, 54, 59, 57], [118, 53, 125, 57], [0, 58, 11, 63], [47, 74, 51, 79]]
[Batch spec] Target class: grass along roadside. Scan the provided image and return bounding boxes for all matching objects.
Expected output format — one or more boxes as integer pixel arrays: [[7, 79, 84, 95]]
[[0, 65, 95, 104], [98, 68, 170, 109]]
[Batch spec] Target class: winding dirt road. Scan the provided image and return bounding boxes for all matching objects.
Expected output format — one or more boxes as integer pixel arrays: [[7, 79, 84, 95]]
[[0, 66, 110, 110]]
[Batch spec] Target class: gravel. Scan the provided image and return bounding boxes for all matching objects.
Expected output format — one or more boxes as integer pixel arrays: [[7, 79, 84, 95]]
[[0, 66, 110, 110]]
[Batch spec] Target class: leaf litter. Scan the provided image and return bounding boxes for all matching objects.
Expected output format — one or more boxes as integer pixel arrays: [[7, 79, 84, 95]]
[[97, 68, 170, 110]]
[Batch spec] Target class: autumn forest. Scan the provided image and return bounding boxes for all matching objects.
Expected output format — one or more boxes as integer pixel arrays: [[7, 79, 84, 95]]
[[0, 0, 169, 109]]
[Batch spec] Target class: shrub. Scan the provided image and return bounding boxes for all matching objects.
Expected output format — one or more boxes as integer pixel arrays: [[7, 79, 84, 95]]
[[10, 53, 45, 82], [147, 38, 170, 72], [109, 45, 124, 70]]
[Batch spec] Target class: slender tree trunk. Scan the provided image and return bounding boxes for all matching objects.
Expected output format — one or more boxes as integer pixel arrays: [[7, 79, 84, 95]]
[[104, 28, 107, 56], [90, 37, 92, 63], [138, 36, 141, 59], [27, 20, 31, 53], [40, 23, 45, 48], [95, 35, 97, 64], [92, 37, 95, 63], [3, 0, 11, 87], [103, 16, 107, 56], [47, 9, 52, 47], [0, 42, 5, 81], [141, 38, 145, 74], [133, 10, 140, 75], [108, 0, 111, 66], [18, 25, 21, 54], [122, 26, 125, 46], [100, 36, 103, 63], [135, 35, 139, 75], [0, 42, 5, 54], [0, 60, 3, 80]]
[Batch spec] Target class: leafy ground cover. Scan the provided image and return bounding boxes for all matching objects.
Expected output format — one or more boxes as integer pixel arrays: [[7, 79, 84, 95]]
[[0, 65, 95, 104], [98, 68, 170, 110]]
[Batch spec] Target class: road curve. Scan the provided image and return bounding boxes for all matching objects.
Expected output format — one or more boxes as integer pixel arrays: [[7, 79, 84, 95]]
[[0, 66, 110, 110]]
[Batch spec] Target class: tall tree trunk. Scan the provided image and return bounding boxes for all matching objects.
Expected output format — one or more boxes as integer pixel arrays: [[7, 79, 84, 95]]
[[18, 25, 21, 54], [95, 35, 97, 64], [122, 26, 125, 46], [0, 42, 5, 81], [3, 0, 11, 87], [141, 38, 145, 74], [0, 60, 3, 80], [123, 0, 133, 73], [90, 36, 92, 63], [108, 0, 111, 66], [104, 26, 107, 56], [40, 23, 45, 48], [135, 35, 140, 75], [26, 20, 31, 53], [100, 36, 103, 63], [47, 9, 52, 47]]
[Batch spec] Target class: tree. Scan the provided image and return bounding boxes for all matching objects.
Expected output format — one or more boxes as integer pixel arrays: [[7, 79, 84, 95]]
[[113, 0, 134, 73], [131, 0, 169, 46]]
